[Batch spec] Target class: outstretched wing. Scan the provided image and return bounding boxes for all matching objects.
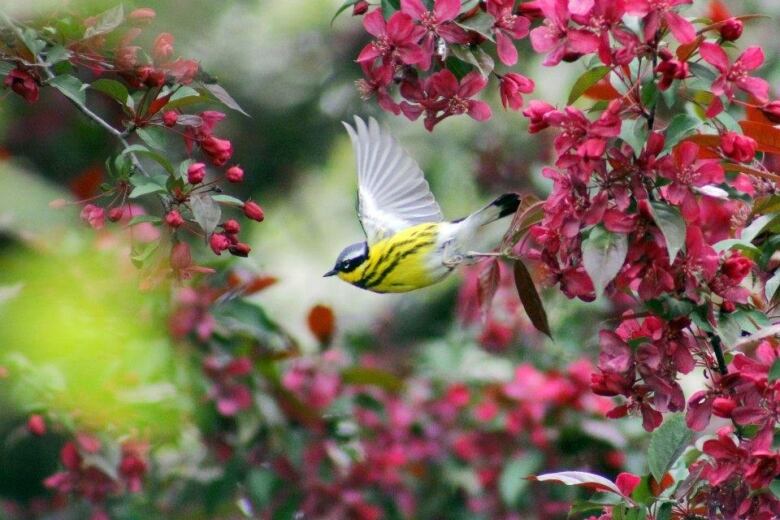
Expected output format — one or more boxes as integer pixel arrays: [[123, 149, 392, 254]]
[[343, 116, 443, 245]]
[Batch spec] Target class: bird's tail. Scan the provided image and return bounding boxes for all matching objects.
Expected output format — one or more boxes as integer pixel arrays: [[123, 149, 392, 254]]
[[463, 193, 521, 228]]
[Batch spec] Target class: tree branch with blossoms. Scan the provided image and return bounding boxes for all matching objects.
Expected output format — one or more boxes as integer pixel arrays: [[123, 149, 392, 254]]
[[344, 0, 780, 517], [1, 5, 264, 287]]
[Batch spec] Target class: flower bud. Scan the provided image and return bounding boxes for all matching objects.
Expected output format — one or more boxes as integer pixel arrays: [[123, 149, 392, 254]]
[[658, 48, 674, 61], [80, 204, 105, 229], [107, 207, 124, 222], [4, 68, 39, 103], [225, 165, 244, 183], [222, 219, 240, 234], [145, 68, 167, 87], [153, 33, 175, 61], [229, 242, 252, 257], [165, 209, 184, 228], [187, 162, 206, 184], [721, 301, 736, 313], [712, 397, 736, 417], [163, 111, 178, 127], [209, 233, 230, 255], [170, 242, 192, 270], [201, 136, 233, 166], [128, 8, 156, 23], [760, 101, 780, 124], [243, 201, 264, 222], [720, 18, 743, 41], [721, 253, 752, 283], [352, 1, 369, 15], [499, 73, 535, 111], [27, 414, 46, 436], [522, 100, 555, 133], [721, 131, 757, 163]]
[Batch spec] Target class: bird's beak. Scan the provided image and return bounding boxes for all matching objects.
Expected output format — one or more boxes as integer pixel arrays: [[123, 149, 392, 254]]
[[323, 269, 338, 277]]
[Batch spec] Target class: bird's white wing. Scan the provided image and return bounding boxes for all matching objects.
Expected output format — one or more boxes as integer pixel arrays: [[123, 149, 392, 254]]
[[343, 116, 443, 245]]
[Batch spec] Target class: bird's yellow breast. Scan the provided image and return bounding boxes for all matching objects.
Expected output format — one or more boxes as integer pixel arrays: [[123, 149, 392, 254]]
[[337, 223, 445, 292]]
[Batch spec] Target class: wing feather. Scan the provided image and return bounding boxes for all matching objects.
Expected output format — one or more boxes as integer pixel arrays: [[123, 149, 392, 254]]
[[343, 116, 443, 244]]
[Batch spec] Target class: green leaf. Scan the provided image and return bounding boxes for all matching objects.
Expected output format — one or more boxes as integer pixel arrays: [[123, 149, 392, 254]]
[[90, 78, 129, 106], [656, 502, 673, 520], [568, 66, 611, 105], [44, 45, 71, 65], [647, 413, 691, 483], [533, 471, 622, 495], [331, 0, 360, 24], [741, 214, 777, 243], [768, 359, 780, 382], [200, 82, 250, 117], [582, 226, 628, 297], [641, 80, 658, 110], [649, 202, 685, 264], [130, 241, 159, 268], [718, 311, 742, 347], [189, 193, 222, 236], [212, 194, 245, 207], [499, 453, 542, 508], [20, 28, 46, 54], [83, 4, 124, 39], [0, 62, 14, 76], [456, 12, 496, 41], [712, 238, 760, 256], [766, 270, 780, 301], [449, 45, 495, 76], [381, 0, 401, 17], [136, 127, 168, 152], [663, 114, 701, 151], [121, 144, 175, 175], [49, 74, 86, 105], [128, 176, 167, 198], [770, 478, 780, 499], [619, 117, 648, 154]]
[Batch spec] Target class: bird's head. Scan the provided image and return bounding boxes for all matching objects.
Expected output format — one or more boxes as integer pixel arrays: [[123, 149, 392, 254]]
[[324, 241, 369, 281]]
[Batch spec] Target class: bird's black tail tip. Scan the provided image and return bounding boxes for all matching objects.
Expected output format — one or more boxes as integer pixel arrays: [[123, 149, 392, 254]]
[[492, 193, 521, 219]]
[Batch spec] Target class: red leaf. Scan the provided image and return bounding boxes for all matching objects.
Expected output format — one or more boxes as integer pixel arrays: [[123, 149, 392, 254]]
[[227, 272, 278, 295], [682, 134, 721, 159], [650, 472, 675, 496], [676, 35, 703, 62], [708, 0, 731, 22], [477, 259, 500, 321], [583, 78, 621, 101], [744, 95, 772, 124], [738, 121, 780, 154], [513, 260, 552, 338], [69, 165, 103, 199], [307, 304, 335, 344], [146, 93, 173, 118], [500, 197, 544, 251]]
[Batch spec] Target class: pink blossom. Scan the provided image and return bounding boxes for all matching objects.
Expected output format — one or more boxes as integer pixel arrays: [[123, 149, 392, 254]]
[[625, 0, 695, 44], [357, 10, 426, 67], [486, 0, 531, 66], [530, 0, 599, 66], [401, 0, 468, 70], [700, 44, 769, 104]]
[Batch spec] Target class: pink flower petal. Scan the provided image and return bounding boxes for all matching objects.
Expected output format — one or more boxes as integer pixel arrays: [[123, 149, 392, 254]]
[[496, 31, 519, 66], [458, 71, 487, 98], [739, 76, 770, 104], [530, 26, 558, 53], [467, 100, 492, 121], [434, 0, 460, 22], [738, 46, 765, 70], [568, 0, 594, 16], [664, 11, 695, 44], [363, 9, 387, 37], [699, 42, 729, 72], [401, 0, 427, 20]]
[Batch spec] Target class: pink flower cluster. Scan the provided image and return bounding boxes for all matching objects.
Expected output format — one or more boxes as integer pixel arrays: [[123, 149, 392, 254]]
[[44, 434, 148, 520]]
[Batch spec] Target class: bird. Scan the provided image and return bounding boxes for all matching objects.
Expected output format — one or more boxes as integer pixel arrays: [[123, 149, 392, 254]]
[[324, 116, 520, 293]]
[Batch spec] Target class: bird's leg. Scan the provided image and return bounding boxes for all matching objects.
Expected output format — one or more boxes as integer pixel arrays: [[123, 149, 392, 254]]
[[465, 251, 505, 264], [442, 240, 464, 268]]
